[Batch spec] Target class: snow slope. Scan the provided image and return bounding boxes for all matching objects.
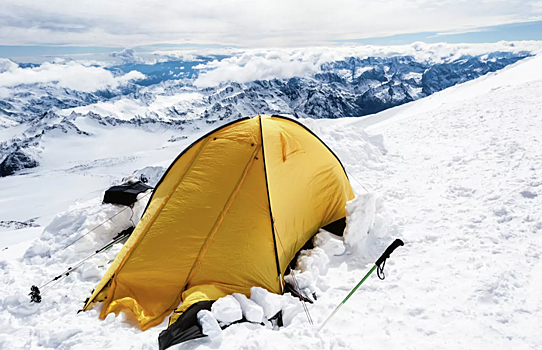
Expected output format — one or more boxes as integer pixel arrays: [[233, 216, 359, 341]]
[[1, 52, 542, 349]]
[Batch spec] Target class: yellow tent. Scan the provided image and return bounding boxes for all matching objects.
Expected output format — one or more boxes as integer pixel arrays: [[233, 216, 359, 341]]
[[83, 115, 354, 346]]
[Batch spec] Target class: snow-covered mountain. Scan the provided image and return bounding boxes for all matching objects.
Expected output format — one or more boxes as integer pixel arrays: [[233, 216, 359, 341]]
[[0, 45, 541, 350], [0, 51, 531, 124], [0, 44, 535, 177]]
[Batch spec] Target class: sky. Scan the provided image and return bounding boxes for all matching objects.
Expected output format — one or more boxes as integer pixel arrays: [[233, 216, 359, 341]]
[[0, 0, 541, 51], [339, 20, 542, 45]]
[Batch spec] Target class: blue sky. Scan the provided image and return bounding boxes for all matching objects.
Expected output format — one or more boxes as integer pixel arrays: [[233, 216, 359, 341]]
[[339, 20, 542, 45]]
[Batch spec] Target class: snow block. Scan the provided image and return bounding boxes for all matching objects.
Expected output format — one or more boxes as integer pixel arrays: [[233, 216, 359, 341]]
[[281, 294, 304, 326], [250, 287, 286, 319], [197, 310, 222, 342], [232, 293, 264, 323], [211, 295, 242, 324]]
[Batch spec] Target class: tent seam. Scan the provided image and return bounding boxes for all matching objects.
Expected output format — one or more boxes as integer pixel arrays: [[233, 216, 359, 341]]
[[259, 116, 284, 292], [182, 142, 261, 291], [140, 117, 251, 215], [95, 138, 211, 321]]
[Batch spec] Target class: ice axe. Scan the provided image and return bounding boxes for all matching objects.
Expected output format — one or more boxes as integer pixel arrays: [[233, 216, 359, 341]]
[[317, 238, 404, 332]]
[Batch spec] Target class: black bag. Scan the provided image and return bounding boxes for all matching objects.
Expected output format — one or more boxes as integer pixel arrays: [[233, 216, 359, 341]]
[[103, 181, 153, 206]]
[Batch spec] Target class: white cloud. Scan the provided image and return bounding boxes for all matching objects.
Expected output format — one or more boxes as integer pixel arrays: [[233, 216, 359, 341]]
[[0, 41, 539, 92], [0, 59, 144, 91], [432, 28, 489, 37], [193, 41, 542, 87], [0, 0, 540, 47], [194, 51, 323, 87], [109, 48, 144, 64], [533, 1, 542, 13]]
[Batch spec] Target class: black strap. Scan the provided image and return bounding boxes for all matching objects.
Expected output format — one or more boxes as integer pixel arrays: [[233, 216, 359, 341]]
[[29, 285, 42, 303], [376, 259, 386, 280]]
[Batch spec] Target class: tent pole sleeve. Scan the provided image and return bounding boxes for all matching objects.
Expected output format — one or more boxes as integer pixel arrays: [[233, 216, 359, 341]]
[[259, 116, 283, 292]]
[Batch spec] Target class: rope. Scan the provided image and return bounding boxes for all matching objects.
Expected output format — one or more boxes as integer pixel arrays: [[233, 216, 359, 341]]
[[30, 230, 134, 302], [54, 191, 151, 255], [29, 189, 152, 303], [52, 183, 115, 220], [273, 221, 314, 326], [289, 266, 313, 325], [129, 205, 135, 227], [345, 169, 369, 193]]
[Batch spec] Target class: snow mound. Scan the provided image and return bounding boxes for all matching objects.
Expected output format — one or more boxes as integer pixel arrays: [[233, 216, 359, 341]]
[[131, 165, 166, 187], [0, 180, 156, 349], [285, 191, 392, 299], [23, 190, 150, 268], [344, 193, 390, 253]]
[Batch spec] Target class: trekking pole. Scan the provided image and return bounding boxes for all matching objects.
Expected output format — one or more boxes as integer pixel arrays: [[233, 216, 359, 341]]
[[317, 238, 404, 332], [29, 228, 133, 303]]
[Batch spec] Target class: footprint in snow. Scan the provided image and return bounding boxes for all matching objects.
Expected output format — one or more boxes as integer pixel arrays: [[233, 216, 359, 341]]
[[520, 190, 538, 199]]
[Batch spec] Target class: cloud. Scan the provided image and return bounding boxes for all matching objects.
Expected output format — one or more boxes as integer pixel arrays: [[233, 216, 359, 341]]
[[109, 48, 144, 64], [193, 41, 541, 87], [432, 28, 489, 37], [194, 51, 323, 87], [0, 0, 540, 47], [0, 59, 144, 92]]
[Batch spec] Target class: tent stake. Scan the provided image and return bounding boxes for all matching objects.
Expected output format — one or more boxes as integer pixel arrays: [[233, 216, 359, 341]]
[[318, 238, 404, 332]]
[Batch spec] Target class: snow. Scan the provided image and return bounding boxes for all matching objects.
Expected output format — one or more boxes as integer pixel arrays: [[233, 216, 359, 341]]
[[343, 193, 390, 253], [197, 310, 223, 342], [61, 91, 205, 121], [249, 287, 288, 320], [211, 295, 242, 325], [0, 120, 187, 226], [1, 49, 542, 349], [344, 54, 542, 131], [0, 227, 42, 260], [232, 293, 264, 323]]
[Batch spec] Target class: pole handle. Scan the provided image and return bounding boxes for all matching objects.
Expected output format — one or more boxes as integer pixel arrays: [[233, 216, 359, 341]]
[[375, 239, 404, 267]]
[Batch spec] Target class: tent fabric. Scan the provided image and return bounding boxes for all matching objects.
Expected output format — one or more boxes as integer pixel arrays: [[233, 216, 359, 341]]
[[82, 115, 354, 332]]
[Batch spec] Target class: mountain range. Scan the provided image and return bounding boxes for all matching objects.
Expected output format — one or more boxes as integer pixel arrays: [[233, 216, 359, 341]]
[[0, 49, 532, 176]]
